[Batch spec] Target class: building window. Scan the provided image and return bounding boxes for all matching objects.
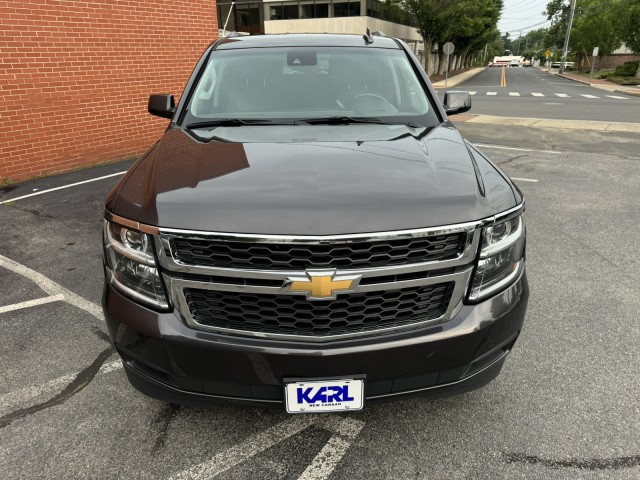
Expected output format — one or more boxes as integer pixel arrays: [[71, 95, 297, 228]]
[[333, 0, 361, 17]]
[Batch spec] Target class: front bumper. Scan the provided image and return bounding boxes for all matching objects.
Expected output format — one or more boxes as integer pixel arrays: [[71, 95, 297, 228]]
[[103, 269, 529, 407]]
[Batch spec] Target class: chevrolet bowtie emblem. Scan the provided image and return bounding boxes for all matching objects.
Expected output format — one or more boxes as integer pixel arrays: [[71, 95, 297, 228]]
[[284, 270, 361, 300]]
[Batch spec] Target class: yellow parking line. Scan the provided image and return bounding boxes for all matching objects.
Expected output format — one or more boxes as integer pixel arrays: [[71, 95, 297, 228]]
[[500, 67, 506, 87]]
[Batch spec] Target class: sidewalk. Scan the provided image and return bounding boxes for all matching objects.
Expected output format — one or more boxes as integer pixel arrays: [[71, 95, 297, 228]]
[[432, 68, 485, 89], [555, 71, 640, 97], [451, 113, 640, 132]]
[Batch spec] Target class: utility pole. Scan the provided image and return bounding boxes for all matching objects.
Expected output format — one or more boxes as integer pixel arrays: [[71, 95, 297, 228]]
[[559, 0, 577, 74]]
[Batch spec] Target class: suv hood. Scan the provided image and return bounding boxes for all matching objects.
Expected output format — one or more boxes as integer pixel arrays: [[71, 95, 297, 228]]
[[111, 125, 516, 235]]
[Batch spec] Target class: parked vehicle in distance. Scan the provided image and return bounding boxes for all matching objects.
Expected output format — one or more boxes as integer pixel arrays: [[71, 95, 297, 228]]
[[551, 61, 574, 68], [102, 33, 529, 413]]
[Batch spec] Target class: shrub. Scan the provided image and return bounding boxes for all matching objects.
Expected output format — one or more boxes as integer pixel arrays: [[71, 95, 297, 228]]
[[614, 61, 639, 77]]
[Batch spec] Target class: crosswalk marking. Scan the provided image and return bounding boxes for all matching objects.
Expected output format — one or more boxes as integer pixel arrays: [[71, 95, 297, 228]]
[[468, 91, 630, 99]]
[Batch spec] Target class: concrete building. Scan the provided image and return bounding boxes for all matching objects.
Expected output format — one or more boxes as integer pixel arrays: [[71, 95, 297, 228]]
[[217, 0, 422, 52]]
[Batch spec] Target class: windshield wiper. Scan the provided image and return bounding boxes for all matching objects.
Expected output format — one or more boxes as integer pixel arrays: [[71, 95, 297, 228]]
[[185, 119, 298, 129], [300, 116, 422, 128]]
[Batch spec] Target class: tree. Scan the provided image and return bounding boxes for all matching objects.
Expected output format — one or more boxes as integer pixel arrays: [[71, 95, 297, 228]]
[[544, 0, 573, 50], [403, 0, 502, 75], [501, 32, 513, 53], [617, 0, 640, 77], [403, 0, 456, 74], [572, 0, 622, 57]]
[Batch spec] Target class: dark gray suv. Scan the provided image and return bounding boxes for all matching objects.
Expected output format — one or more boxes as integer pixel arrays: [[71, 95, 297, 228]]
[[102, 33, 528, 413]]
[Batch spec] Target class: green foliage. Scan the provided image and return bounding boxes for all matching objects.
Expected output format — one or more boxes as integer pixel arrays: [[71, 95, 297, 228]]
[[617, 0, 640, 54], [403, 0, 503, 72], [544, 0, 624, 56], [614, 61, 640, 76]]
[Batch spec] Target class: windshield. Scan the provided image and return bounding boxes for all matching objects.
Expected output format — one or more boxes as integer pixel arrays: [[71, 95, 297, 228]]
[[183, 46, 439, 127]]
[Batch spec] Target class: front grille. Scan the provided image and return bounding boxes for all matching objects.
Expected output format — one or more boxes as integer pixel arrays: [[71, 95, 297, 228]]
[[170, 233, 466, 270], [184, 283, 454, 337]]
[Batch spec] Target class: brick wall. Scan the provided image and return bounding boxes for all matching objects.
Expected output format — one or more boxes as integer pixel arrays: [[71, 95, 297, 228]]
[[0, 0, 217, 182]]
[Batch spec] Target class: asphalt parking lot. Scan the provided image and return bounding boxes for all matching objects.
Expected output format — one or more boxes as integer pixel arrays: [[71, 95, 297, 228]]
[[1, 125, 640, 479]]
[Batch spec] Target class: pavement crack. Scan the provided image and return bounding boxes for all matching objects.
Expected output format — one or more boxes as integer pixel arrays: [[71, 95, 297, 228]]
[[499, 154, 528, 165], [504, 452, 640, 470], [92, 326, 112, 344], [0, 346, 114, 430], [152, 403, 181, 454], [2, 202, 56, 218]]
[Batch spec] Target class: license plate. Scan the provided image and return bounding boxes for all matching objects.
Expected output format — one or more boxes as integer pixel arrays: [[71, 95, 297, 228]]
[[284, 378, 364, 413]]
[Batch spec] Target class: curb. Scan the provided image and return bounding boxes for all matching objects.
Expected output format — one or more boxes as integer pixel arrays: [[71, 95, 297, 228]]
[[432, 68, 485, 89], [556, 73, 640, 97]]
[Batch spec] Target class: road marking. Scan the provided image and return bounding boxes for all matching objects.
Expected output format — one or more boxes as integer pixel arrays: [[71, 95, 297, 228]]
[[0, 360, 121, 417], [170, 416, 316, 480], [0, 294, 65, 314], [554, 93, 570, 98], [474, 143, 558, 154], [487, 92, 497, 96], [580, 94, 599, 99], [468, 91, 477, 95], [0, 171, 126, 205], [511, 177, 539, 183], [0, 256, 103, 320], [509, 92, 520, 96], [531, 92, 545, 97], [606, 95, 628, 100], [500, 66, 506, 87], [299, 417, 365, 480]]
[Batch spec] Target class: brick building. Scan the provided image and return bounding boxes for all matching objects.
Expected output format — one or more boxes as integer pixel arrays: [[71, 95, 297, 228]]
[[0, 1, 217, 182]]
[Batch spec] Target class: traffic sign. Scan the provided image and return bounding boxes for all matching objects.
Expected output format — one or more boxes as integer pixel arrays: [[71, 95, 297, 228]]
[[592, 47, 599, 57], [443, 42, 455, 55], [545, 50, 551, 58]]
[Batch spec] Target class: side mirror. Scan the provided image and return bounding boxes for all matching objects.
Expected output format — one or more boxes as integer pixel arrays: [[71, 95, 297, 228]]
[[148, 94, 176, 119], [443, 91, 471, 116]]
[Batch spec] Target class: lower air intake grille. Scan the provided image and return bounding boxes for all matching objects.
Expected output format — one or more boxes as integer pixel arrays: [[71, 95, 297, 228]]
[[184, 283, 454, 338]]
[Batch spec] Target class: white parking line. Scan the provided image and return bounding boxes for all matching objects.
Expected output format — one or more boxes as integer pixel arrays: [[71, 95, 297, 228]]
[[0, 256, 103, 320], [299, 417, 365, 480], [474, 143, 558, 154], [580, 94, 599, 99], [0, 360, 121, 417], [554, 93, 570, 98], [508, 92, 520, 96], [531, 92, 545, 97], [0, 171, 126, 205], [170, 416, 316, 480], [468, 91, 477, 95], [511, 177, 540, 183], [0, 294, 65, 314], [606, 95, 628, 100], [487, 92, 497, 96]]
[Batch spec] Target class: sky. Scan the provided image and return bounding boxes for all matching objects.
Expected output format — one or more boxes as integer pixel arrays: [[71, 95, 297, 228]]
[[498, 0, 551, 37]]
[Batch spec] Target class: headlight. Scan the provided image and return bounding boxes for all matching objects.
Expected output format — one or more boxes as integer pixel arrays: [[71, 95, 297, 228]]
[[103, 219, 169, 309], [468, 215, 525, 302]]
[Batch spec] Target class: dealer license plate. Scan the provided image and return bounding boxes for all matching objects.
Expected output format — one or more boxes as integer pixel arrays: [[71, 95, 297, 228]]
[[285, 378, 364, 413]]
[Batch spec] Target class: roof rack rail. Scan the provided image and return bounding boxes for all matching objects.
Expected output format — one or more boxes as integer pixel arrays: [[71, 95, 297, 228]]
[[372, 31, 386, 37]]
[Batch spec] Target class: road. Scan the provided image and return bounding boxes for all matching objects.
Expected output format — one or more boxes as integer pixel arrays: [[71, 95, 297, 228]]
[[1, 113, 640, 477], [446, 67, 640, 123]]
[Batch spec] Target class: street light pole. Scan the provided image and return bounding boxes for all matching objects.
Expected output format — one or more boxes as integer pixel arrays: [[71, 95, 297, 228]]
[[559, 0, 577, 74]]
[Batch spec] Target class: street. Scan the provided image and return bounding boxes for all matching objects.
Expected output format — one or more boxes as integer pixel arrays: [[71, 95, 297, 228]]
[[446, 67, 640, 123], [1, 81, 640, 477]]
